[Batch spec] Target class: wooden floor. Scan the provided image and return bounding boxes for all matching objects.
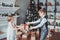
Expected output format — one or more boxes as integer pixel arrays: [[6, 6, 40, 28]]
[[0, 38, 49, 40], [0, 38, 6, 40], [1, 32, 60, 40]]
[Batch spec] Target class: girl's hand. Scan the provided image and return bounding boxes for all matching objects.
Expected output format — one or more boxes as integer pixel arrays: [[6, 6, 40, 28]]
[[13, 27, 18, 30]]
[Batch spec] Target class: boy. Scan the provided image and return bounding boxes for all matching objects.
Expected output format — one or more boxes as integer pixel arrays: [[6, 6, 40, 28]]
[[26, 9, 48, 40]]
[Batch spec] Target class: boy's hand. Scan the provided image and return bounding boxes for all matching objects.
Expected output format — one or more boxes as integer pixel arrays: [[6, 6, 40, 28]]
[[29, 27, 34, 30], [26, 22, 30, 25]]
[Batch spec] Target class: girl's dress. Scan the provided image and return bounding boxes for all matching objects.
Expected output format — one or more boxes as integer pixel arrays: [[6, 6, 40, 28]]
[[7, 22, 16, 40]]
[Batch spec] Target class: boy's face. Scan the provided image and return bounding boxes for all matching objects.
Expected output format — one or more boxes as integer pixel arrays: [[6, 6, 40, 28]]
[[38, 11, 44, 17]]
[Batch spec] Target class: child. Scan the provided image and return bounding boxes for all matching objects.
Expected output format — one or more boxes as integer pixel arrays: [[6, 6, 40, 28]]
[[7, 15, 16, 40], [26, 9, 48, 40]]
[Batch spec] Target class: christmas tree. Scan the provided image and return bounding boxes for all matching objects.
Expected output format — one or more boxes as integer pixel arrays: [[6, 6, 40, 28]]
[[26, 0, 38, 22]]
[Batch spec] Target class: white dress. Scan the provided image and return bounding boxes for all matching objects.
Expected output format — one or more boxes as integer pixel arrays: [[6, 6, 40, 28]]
[[7, 22, 16, 40]]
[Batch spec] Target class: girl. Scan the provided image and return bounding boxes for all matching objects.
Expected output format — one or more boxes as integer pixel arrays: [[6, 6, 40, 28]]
[[7, 15, 16, 40]]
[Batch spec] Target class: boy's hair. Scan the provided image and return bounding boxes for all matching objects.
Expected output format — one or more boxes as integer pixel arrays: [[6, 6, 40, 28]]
[[39, 9, 46, 13], [7, 15, 13, 22]]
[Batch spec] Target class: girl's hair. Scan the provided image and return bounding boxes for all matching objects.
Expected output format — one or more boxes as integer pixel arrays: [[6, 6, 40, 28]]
[[7, 15, 13, 22]]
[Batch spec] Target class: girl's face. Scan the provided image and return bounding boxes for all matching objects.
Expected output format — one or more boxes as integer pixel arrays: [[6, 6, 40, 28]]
[[11, 17, 14, 22], [8, 17, 14, 22]]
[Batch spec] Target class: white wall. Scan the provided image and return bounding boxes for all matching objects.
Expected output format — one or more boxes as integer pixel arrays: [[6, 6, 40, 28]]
[[0, 0, 15, 4]]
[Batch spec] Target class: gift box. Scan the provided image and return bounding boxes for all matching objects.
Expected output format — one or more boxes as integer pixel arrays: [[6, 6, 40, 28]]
[[22, 34, 27, 40]]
